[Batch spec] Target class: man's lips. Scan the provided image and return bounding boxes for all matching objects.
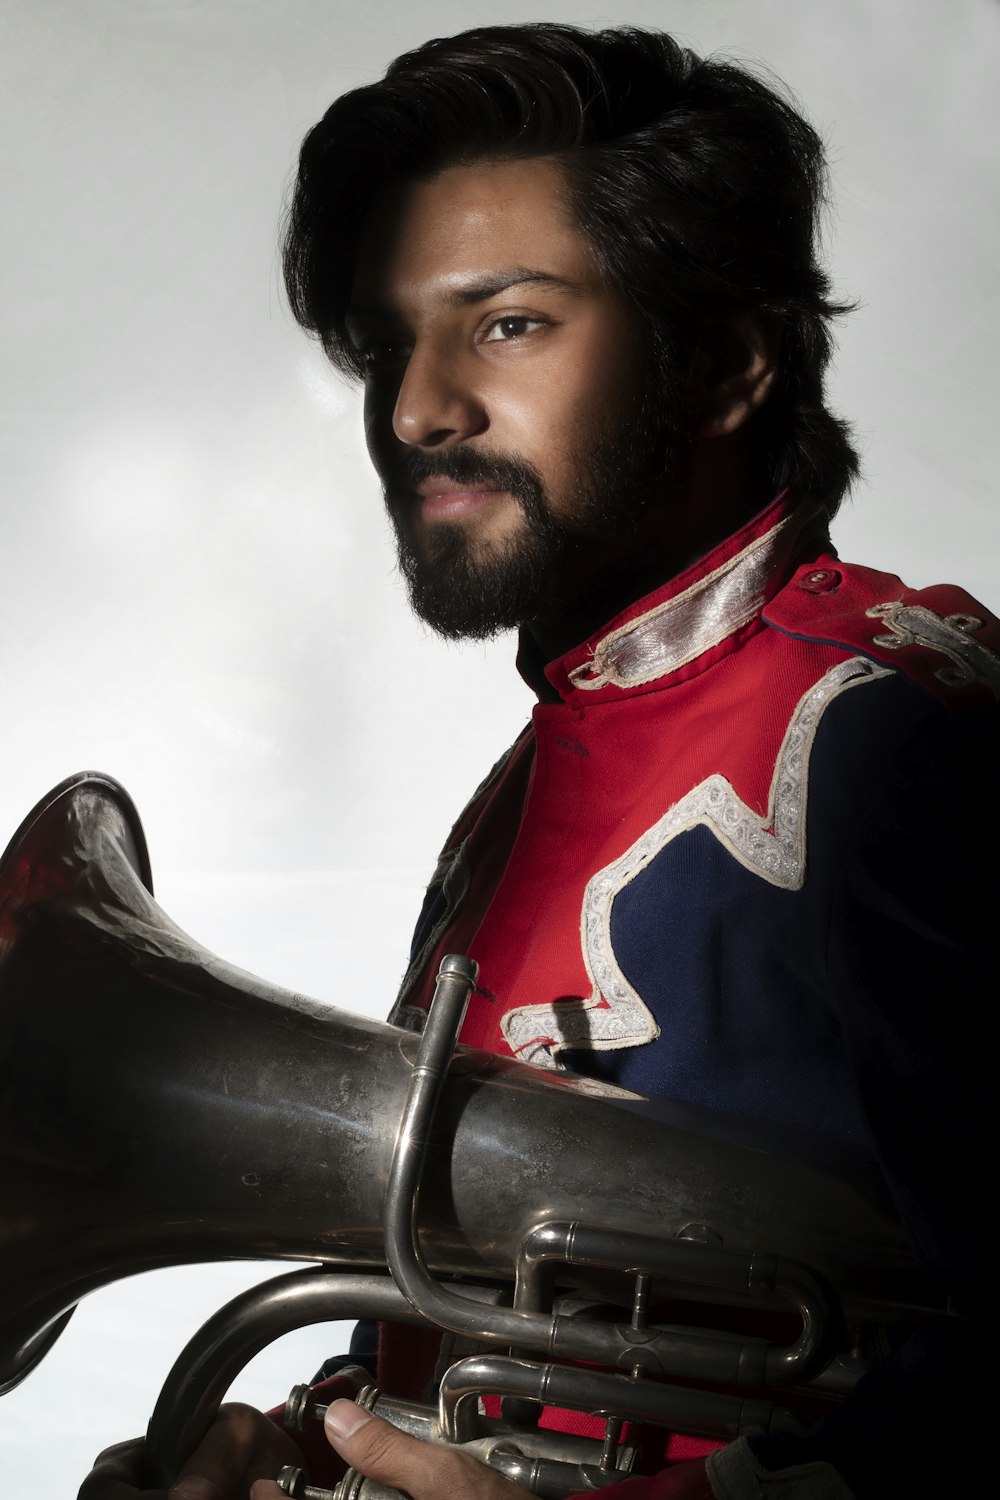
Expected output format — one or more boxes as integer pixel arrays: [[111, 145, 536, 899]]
[[414, 480, 508, 522]]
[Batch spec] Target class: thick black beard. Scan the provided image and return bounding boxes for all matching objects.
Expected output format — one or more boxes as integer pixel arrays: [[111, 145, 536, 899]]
[[383, 376, 685, 642]]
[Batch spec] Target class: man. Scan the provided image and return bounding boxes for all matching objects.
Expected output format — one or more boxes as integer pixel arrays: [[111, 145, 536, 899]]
[[82, 22, 992, 1500]]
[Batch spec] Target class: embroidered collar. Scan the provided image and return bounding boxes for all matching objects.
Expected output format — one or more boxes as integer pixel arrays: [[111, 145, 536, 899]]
[[529, 494, 829, 701]]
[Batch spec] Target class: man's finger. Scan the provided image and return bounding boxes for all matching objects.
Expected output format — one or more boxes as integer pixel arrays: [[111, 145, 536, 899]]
[[171, 1404, 300, 1497], [322, 1401, 527, 1500], [169, 1404, 260, 1495], [167, 1481, 219, 1500]]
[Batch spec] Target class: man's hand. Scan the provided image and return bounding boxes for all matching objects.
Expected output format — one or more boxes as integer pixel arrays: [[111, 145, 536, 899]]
[[248, 1400, 716, 1500], [250, 1399, 528, 1500], [78, 1402, 304, 1500]]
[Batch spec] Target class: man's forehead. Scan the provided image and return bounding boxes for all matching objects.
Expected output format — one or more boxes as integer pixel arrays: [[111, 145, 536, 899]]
[[349, 157, 600, 313]]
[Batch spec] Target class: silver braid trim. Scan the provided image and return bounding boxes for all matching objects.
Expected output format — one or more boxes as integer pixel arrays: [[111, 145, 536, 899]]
[[867, 601, 1000, 698], [566, 505, 824, 692]]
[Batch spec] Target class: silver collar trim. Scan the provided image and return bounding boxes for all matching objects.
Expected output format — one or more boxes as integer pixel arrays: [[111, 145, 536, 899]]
[[567, 504, 823, 692]]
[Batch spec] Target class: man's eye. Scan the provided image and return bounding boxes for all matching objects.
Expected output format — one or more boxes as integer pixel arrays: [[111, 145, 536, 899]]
[[358, 338, 412, 367], [481, 316, 546, 344]]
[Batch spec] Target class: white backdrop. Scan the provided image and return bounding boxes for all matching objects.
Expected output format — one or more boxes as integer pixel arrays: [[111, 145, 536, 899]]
[[2, 1, 998, 1494]]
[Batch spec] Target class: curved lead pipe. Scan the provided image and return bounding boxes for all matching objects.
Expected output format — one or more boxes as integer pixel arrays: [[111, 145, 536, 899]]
[[382, 956, 568, 1359], [144, 1269, 430, 1486]]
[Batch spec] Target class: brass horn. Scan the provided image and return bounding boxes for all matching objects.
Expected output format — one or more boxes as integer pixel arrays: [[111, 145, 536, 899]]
[[0, 774, 951, 1496]]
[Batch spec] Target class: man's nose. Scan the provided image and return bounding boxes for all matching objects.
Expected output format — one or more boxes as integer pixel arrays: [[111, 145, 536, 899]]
[[391, 345, 487, 448]]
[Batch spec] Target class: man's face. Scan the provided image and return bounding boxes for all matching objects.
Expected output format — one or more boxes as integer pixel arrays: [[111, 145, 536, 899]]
[[346, 157, 688, 643]]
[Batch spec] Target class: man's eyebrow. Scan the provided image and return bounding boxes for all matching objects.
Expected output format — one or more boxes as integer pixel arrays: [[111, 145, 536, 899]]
[[347, 268, 582, 322], [446, 268, 583, 305]]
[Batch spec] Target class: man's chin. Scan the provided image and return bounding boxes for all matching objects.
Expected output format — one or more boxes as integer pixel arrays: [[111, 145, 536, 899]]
[[404, 575, 524, 642], [397, 532, 558, 642]]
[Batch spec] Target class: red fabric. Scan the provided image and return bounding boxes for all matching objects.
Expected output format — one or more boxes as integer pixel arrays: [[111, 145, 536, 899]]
[[414, 618, 852, 1060], [479, 1394, 722, 1460], [766, 554, 1000, 710], [376, 1319, 449, 1402], [476, 1392, 719, 1464]]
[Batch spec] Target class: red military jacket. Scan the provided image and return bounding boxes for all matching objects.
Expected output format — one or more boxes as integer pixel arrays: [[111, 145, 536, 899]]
[[317, 493, 999, 1497]]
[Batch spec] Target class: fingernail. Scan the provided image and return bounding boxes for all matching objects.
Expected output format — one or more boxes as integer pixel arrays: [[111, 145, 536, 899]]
[[169, 1479, 220, 1500], [324, 1399, 375, 1441]]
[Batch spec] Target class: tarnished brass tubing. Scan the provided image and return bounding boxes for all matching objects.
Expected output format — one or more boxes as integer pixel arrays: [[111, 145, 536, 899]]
[[437, 1354, 801, 1446], [513, 1221, 833, 1385]]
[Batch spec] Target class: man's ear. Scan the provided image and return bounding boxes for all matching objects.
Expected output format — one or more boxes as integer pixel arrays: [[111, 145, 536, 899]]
[[697, 312, 781, 437]]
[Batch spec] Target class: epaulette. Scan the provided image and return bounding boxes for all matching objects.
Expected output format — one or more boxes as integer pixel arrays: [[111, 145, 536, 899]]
[[764, 556, 1000, 709]]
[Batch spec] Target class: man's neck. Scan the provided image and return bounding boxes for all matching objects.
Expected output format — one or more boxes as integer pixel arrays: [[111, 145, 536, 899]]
[[526, 462, 767, 663], [527, 426, 773, 660]]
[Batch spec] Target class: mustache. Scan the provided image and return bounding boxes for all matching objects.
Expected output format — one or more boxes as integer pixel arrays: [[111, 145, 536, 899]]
[[382, 447, 545, 510]]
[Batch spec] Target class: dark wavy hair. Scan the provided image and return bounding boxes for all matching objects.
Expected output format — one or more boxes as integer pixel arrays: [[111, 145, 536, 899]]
[[283, 23, 859, 513]]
